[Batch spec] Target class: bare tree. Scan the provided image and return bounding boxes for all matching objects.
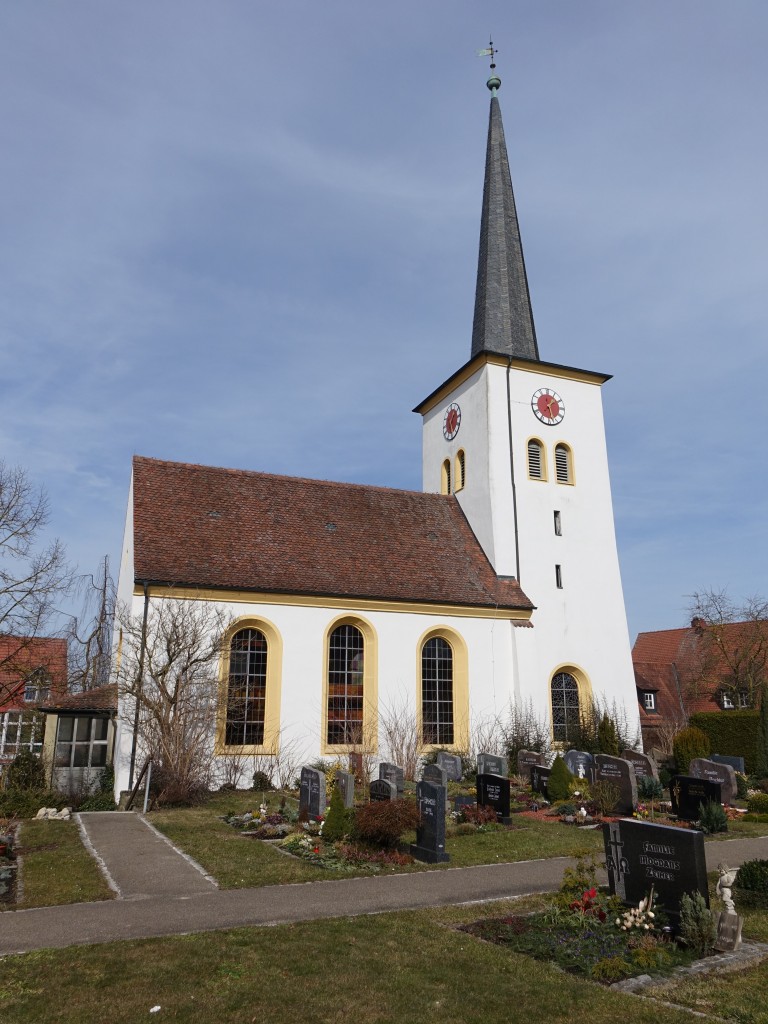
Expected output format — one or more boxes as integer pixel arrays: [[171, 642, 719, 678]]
[[117, 595, 233, 803], [0, 461, 70, 703], [379, 694, 421, 781], [67, 555, 115, 692]]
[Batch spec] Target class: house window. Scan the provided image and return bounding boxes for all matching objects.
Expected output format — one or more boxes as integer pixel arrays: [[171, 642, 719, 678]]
[[555, 443, 573, 484], [527, 439, 546, 480], [554, 511, 562, 536], [455, 449, 466, 491], [555, 564, 563, 589], [721, 691, 735, 710], [551, 672, 580, 743], [739, 689, 751, 709], [421, 636, 454, 746], [55, 716, 109, 768], [642, 691, 656, 712], [327, 624, 364, 745], [24, 680, 50, 703], [441, 459, 452, 495], [225, 628, 267, 745], [0, 711, 43, 758]]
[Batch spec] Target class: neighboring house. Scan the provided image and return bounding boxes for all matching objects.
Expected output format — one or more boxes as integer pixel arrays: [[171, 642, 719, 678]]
[[633, 618, 768, 749], [38, 684, 118, 795], [114, 72, 641, 793], [0, 636, 68, 765]]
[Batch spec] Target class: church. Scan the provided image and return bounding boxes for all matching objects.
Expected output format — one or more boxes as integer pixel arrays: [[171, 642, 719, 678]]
[[113, 68, 641, 792]]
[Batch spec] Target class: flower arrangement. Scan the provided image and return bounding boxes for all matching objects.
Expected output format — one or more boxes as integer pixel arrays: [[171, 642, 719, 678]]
[[616, 889, 656, 932]]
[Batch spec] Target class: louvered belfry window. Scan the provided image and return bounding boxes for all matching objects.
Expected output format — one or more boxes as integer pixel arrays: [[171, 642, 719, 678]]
[[527, 439, 544, 479], [422, 636, 454, 745], [226, 628, 267, 745], [327, 625, 364, 745], [456, 450, 466, 490], [555, 443, 571, 483], [551, 671, 580, 743]]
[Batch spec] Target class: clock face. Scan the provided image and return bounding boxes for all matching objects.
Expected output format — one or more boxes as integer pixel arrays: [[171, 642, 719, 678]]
[[531, 388, 565, 426], [442, 402, 461, 440]]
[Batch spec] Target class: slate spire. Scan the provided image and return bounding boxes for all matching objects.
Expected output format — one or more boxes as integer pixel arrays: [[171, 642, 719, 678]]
[[471, 73, 539, 361]]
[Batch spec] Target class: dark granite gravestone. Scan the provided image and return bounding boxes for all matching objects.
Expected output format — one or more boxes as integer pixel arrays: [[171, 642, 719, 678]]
[[422, 763, 447, 788], [453, 795, 476, 813], [379, 762, 405, 796], [299, 766, 326, 819], [621, 749, 659, 781], [689, 758, 738, 805], [593, 755, 637, 815], [476, 773, 511, 823], [436, 751, 463, 782], [369, 778, 397, 802], [563, 749, 594, 783], [477, 753, 508, 778], [603, 819, 709, 928], [712, 753, 746, 775], [670, 775, 722, 821], [335, 770, 355, 809], [410, 779, 450, 863], [517, 750, 547, 777], [529, 764, 551, 800]]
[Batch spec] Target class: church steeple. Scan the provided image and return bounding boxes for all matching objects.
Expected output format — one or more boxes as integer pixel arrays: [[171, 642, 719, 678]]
[[471, 70, 539, 361]]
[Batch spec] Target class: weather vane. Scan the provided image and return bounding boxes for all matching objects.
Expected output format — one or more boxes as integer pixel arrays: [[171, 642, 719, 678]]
[[476, 37, 498, 72]]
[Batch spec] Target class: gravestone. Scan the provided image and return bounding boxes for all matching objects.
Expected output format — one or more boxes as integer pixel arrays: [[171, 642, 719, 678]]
[[603, 818, 709, 928], [477, 752, 508, 778], [689, 758, 738, 805], [593, 754, 637, 815], [410, 779, 449, 863], [670, 775, 722, 821], [453, 795, 476, 813], [299, 766, 326, 819], [712, 753, 746, 776], [335, 770, 355, 809], [379, 762, 405, 796], [422, 763, 447, 788], [517, 749, 547, 777], [369, 778, 397, 802], [621, 749, 659, 781], [563, 749, 594, 782], [436, 751, 463, 782], [714, 912, 743, 952], [530, 764, 551, 800], [476, 773, 511, 824]]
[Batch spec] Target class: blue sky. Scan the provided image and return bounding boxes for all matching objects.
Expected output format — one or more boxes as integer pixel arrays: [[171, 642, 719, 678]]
[[2, 1, 766, 640]]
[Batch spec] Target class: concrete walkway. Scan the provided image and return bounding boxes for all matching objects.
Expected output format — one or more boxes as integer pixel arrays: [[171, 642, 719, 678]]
[[1, 815, 767, 957]]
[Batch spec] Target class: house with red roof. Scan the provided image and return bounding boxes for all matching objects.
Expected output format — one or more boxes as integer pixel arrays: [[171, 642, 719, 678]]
[[0, 636, 67, 765]]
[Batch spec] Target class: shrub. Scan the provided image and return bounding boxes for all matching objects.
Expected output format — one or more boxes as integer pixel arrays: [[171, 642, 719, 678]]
[[352, 799, 419, 848], [597, 715, 620, 756], [747, 792, 768, 814], [697, 799, 728, 834], [6, 751, 46, 791], [734, 858, 768, 907], [591, 781, 620, 816], [460, 803, 500, 826], [672, 726, 711, 774], [322, 784, 351, 842], [0, 788, 61, 819], [689, 712, 757, 774], [252, 770, 274, 792], [678, 892, 715, 955], [591, 956, 632, 983], [736, 772, 749, 800], [637, 776, 664, 801], [547, 755, 573, 802]]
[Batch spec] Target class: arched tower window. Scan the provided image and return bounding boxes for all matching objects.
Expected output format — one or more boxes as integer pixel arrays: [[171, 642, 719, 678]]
[[226, 628, 268, 746], [551, 671, 580, 744], [441, 459, 452, 495], [527, 438, 546, 480], [327, 624, 365, 745], [555, 443, 573, 484], [455, 450, 466, 491], [421, 636, 454, 745]]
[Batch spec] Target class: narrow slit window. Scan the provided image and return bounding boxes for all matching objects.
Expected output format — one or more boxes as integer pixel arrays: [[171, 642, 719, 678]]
[[455, 449, 465, 491], [555, 564, 563, 589], [554, 511, 562, 536]]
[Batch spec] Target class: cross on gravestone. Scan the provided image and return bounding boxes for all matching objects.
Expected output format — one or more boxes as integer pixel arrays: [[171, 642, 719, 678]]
[[603, 819, 709, 929], [335, 770, 355, 809], [422, 763, 447, 788], [476, 752, 508, 778], [670, 775, 722, 821], [369, 778, 397, 802], [593, 754, 637, 815], [563, 749, 594, 783], [299, 766, 327, 820], [529, 764, 551, 800], [436, 751, 463, 782], [410, 779, 450, 863], [378, 762, 405, 796], [516, 749, 547, 777], [477, 773, 511, 823], [688, 758, 738, 805], [621, 749, 659, 781]]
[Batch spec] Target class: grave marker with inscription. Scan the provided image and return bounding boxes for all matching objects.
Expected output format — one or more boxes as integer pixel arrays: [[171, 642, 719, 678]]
[[436, 751, 463, 782], [410, 779, 449, 863], [369, 778, 397, 802], [530, 764, 551, 800], [670, 775, 722, 821], [477, 753, 508, 778], [712, 753, 746, 776], [422, 763, 447, 788], [378, 762, 405, 796], [517, 750, 547, 777], [563, 749, 594, 782], [335, 770, 355, 809], [689, 758, 737, 805], [476, 773, 511, 823], [299, 766, 326, 819], [621, 749, 659, 781], [593, 754, 637, 814]]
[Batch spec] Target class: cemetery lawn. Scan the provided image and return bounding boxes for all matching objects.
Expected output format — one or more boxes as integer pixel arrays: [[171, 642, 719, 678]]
[[4, 819, 114, 910], [1, 897, 758, 1024]]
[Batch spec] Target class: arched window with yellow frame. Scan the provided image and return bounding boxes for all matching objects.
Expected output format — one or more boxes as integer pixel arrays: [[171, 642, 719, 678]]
[[454, 449, 466, 491], [218, 617, 282, 754], [549, 665, 591, 745], [554, 442, 574, 484], [322, 615, 378, 754], [441, 459, 452, 495], [417, 626, 469, 751], [527, 438, 546, 481]]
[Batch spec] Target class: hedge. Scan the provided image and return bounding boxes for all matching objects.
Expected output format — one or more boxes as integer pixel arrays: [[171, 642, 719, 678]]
[[688, 711, 759, 774]]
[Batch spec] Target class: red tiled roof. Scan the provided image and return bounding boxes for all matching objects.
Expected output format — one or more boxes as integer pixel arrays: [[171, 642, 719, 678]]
[[132, 456, 534, 613], [0, 635, 68, 710], [40, 683, 117, 714]]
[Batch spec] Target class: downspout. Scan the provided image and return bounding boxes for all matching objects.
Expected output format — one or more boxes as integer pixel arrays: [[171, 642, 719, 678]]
[[128, 582, 150, 790], [506, 360, 522, 585]]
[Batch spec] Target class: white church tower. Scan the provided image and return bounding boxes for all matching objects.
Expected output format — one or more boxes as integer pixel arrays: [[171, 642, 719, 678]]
[[415, 67, 640, 745]]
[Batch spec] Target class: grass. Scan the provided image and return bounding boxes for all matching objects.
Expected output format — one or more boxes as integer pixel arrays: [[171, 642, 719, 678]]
[[0, 897, 742, 1024], [5, 819, 114, 910]]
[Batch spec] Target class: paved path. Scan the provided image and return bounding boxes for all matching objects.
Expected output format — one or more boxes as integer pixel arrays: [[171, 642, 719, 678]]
[[2, 815, 767, 957]]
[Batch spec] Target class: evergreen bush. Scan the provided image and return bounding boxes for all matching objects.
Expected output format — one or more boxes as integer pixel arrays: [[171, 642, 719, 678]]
[[697, 799, 728, 834], [689, 711, 758, 774], [6, 751, 46, 791], [678, 891, 715, 955], [637, 776, 664, 801], [672, 726, 711, 774], [755, 687, 768, 779], [733, 858, 768, 907], [547, 755, 573, 802], [322, 784, 351, 842], [597, 715, 620, 756], [747, 792, 768, 814], [736, 772, 749, 800]]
